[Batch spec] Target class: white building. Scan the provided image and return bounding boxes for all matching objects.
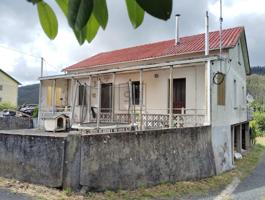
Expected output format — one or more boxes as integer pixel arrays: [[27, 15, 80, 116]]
[[39, 26, 251, 174]]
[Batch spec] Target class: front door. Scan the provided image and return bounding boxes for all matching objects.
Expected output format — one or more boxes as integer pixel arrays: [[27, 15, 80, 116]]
[[173, 78, 186, 114], [101, 83, 112, 112]]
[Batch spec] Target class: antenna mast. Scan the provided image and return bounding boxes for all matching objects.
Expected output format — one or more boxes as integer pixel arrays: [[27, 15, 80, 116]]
[[219, 0, 223, 60]]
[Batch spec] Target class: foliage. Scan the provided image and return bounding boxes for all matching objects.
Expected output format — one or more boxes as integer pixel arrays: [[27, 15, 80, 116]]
[[32, 107, 39, 118], [247, 74, 265, 105], [27, 0, 172, 44], [0, 102, 16, 111], [253, 112, 265, 135]]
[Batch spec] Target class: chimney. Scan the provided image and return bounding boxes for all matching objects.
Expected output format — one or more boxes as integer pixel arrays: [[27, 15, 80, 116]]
[[175, 14, 181, 45], [205, 11, 209, 56]]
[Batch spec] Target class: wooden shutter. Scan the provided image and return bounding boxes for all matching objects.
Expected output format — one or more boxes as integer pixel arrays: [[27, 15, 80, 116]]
[[217, 75, 225, 105]]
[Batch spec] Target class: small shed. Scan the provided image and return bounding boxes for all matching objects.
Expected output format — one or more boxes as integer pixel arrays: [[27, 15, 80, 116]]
[[42, 113, 69, 132]]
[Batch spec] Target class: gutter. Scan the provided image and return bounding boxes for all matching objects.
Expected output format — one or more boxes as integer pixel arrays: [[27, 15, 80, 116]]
[[40, 56, 219, 81]]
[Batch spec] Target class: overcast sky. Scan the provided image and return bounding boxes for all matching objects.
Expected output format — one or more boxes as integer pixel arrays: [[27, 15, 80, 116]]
[[0, 0, 264, 85]]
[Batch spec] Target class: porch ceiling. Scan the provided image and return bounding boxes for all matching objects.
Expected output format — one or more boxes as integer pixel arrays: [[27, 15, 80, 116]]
[[40, 56, 218, 81]]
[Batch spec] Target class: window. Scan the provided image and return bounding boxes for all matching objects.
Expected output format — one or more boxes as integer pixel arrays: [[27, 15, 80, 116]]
[[78, 85, 87, 105], [242, 86, 245, 105], [217, 74, 226, 105], [233, 79, 237, 108], [132, 81, 140, 105], [0, 85, 2, 91]]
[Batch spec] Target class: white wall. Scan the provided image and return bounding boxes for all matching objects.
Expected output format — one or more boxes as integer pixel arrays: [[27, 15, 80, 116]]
[[211, 40, 249, 174]]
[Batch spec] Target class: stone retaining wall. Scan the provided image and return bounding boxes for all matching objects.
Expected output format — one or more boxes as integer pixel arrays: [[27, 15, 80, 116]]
[[0, 126, 216, 191]]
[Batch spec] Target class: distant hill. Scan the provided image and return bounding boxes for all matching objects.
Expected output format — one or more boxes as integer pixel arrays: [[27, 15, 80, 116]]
[[251, 66, 265, 75], [18, 84, 39, 105]]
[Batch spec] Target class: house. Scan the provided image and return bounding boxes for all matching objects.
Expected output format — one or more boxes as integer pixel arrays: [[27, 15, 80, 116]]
[[0, 69, 21, 106], [38, 25, 251, 174]]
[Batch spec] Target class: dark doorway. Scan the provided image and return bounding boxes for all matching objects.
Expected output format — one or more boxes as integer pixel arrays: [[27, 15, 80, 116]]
[[173, 78, 186, 114], [101, 83, 112, 112]]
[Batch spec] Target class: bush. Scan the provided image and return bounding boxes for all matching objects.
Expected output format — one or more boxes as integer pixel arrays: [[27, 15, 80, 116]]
[[32, 107, 39, 118], [0, 102, 16, 111]]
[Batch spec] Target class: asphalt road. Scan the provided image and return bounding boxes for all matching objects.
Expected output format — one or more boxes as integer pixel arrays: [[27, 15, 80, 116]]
[[231, 153, 265, 200], [0, 188, 32, 200]]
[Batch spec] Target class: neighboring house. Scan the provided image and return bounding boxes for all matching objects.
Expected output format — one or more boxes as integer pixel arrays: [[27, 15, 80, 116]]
[[39, 26, 251, 174], [0, 69, 21, 106]]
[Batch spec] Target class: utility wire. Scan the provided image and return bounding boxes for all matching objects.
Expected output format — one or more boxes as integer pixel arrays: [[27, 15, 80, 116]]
[[0, 44, 40, 59]]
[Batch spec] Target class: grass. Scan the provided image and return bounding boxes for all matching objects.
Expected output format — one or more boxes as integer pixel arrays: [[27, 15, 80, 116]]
[[0, 137, 265, 200]]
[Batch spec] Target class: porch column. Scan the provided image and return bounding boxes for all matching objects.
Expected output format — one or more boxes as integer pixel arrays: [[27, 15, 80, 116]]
[[205, 61, 211, 125], [128, 80, 134, 124], [245, 123, 250, 150], [88, 76, 92, 122], [96, 79, 101, 130], [236, 125, 242, 153], [52, 79, 56, 114], [169, 66, 173, 128], [112, 73, 115, 122], [139, 69, 143, 130], [71, 79, 78, 125]]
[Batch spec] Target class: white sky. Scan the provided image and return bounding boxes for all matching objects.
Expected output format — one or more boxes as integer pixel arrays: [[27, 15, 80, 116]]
[[0, 0, 264, 85]]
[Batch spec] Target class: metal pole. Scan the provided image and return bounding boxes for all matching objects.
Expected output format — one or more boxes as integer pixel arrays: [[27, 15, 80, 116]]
[[37, 57, 44, 128], [139, 69, 143, 130], [169, 66, 173, 127], [96, 79, 101, 130], [112, 73, 115, 122], [205, 11, 211, 125], [219, 0, 223, 71]]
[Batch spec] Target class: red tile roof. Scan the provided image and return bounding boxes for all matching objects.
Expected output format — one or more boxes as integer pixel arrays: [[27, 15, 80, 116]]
[[65, 27, 243, 72]]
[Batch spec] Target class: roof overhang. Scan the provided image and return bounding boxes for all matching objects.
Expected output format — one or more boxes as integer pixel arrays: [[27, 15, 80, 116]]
[[40, 55, 219, 81], [240, 29, 251, 75]]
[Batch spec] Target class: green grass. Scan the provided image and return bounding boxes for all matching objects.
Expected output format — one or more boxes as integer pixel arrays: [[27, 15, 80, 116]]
[[0, 138, 265, 200]]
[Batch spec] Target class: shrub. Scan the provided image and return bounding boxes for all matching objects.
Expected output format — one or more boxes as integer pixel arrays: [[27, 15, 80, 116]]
[[32, 107, 39, 118], [0, 102, 16, 111]]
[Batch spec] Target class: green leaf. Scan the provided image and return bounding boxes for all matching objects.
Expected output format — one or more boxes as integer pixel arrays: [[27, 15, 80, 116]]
[[68, 0, 93, 31], [73, 28, 86, 45], [136, 0, 172, 20], [126, 0, 144, 28], [37, 1, 58, 39], [93, 0, 108, 29], [55, 0, 68, 16], [85, 14, 100, 43]]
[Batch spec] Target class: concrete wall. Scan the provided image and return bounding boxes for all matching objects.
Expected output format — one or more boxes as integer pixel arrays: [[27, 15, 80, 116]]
[[211, 41, 249, 174], [0, 70, 19, 106], [0, 117, 32, 130], [0, 126, 216, 191], [80, 126, 215, 190], [0, 132, 65, 187]]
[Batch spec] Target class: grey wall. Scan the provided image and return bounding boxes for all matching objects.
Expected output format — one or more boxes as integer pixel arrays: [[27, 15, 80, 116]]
[[0, 117, 32, 130], [0, 126, 216, 191], [80, 126, 216, 190], [0, 133, 65, 187]]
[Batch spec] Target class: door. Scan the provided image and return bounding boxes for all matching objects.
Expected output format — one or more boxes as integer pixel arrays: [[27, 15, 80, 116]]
[[101, 83, 112, 112], [173, 78, 186, 114]]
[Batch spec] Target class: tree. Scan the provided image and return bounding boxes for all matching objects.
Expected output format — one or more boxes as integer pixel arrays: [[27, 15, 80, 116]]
[[27, 0, 172, 45]]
